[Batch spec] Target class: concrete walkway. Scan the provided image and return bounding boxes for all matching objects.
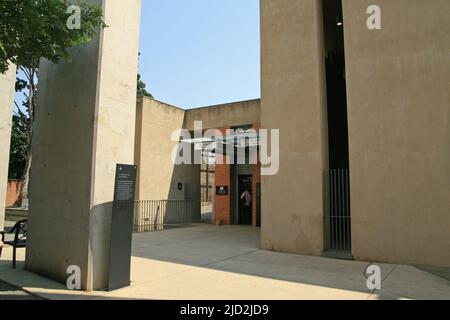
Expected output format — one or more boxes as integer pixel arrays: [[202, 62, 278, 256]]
[[0, 280, 42, 300], [0, 224, 449, 300]]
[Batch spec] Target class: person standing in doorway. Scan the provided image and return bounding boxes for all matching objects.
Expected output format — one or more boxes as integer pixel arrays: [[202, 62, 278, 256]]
[[240, 187, 252, 225]]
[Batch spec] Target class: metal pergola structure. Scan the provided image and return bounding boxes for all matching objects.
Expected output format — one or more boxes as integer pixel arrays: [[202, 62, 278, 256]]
[[183, 131, 260, 158]]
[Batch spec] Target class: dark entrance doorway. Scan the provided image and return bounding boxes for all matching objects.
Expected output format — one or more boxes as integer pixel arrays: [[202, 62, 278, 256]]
[[238, 175, 253, 225], [322, 0, 352, 258]]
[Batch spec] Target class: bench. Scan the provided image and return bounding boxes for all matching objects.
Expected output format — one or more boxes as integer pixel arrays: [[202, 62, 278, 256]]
[[0, 219, 28, 269]]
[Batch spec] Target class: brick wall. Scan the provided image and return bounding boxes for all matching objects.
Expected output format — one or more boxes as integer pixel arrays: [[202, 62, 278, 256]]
[[213, 125, 262, 226], [5, 180, 22, 207], [214, 127, 231, 224]]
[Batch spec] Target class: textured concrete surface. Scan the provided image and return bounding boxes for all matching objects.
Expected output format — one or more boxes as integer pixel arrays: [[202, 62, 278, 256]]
[[0, 225, 449, 300], [343, 0, 450, 267], [259, 0, 450, 268], [26, 0, 142, 291], [260, 0, 328, 256], [0, 64, 16, 232], [184, 99, 260, 131], [135, 98, 199, 203]]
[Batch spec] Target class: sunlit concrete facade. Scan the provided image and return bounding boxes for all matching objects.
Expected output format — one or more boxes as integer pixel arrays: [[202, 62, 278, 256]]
[[261, 0, 450, 268], [343, 0, 450, 267], [1, 0, 449, 293], [0, 65, 16, 232], [25, 0, 142, 290], [261, 0, 328, 258], [135, 97, 261, 226]]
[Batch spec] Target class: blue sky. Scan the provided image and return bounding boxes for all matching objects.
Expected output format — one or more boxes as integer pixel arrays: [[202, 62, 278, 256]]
[[14, 1, 260, 112], [138, 0, 260, 109]]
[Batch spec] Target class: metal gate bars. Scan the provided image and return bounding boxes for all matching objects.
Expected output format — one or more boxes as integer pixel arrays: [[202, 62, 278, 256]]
[[324, 169, 352, 254]]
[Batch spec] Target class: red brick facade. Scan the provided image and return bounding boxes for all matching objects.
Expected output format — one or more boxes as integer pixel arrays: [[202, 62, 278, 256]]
[[5, 180, 22, 207], [214, 127, 232, 225], [214, 164, 231, 224], [214, 124, 261, 226]]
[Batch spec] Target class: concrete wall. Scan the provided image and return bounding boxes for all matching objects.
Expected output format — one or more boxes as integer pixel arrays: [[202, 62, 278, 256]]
[[136, 98, 262, 205], [0, 65, 16, 231], [26, 0, 141, 290], [184, 99, 260, 130], [260, 0, 328, 256], [135, 98, 199, 202], [343, 0, 450, 267]]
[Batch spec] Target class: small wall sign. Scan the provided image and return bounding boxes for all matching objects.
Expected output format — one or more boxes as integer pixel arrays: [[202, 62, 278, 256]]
[[216, 186, 229, 196]]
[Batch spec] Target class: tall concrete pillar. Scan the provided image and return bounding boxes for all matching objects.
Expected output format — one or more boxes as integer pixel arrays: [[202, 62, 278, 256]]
[[25, 0, 141, 290], [0, 65, 16, 231], [260, 0, 328, 255]]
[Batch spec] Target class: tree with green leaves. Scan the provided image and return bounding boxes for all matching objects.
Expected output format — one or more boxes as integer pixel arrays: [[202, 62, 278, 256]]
[[137, 73, 153, 98], [1, 0, 105, 206], [0, 0, 105, 73], [8, 115, 29, 180]]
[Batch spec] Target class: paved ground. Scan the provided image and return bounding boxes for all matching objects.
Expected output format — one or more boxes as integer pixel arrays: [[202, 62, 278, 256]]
[[0, 224, 449, 300], [0, 280, 41, 300]]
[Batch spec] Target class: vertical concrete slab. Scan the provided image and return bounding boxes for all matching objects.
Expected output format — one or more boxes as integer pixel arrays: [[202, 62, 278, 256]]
[[0, 65, 16, 231], [26, 0, 142, 290], [135, 99, 186, 200], [343, 0, 450, 267], [260, 0, 328, 255]]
